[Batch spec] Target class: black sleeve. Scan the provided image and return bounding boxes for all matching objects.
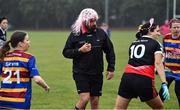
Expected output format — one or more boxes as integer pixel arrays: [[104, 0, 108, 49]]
[[103, 33, 115, 72], [62, 33, 82, 59]]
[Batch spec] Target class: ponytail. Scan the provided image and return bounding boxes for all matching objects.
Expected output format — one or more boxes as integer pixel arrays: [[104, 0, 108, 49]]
[[0, 40, 11, 59], [136, 18, 157, 39], [136, 27, 149, 39], [136, 31, 142, 39], [0, 31, 27, 59], [136, 23, 157, 39]]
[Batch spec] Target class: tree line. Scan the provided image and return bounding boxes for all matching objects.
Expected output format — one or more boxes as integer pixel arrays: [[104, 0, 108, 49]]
[[0, 0, 179, 29]]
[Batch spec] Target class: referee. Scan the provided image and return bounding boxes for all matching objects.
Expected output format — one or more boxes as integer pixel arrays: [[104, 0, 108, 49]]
[[62, 8, 115, 110]]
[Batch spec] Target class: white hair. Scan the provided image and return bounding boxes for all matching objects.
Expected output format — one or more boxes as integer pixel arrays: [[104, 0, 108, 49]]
[[71, 8, 99, 35]]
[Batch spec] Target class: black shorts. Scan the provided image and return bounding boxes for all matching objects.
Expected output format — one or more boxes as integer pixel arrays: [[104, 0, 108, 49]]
[[118, 73, 158, 102], [73, 73, 103, 96]]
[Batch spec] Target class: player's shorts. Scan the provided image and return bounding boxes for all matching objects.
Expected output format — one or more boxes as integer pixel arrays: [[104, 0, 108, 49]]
[[73, 73, 103, 96], [165, 70, 180, 81], [118, 73, 158, 102]]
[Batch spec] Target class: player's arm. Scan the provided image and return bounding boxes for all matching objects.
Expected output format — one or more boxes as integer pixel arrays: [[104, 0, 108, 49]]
[[33, 76, 50, 92], [155, 52, 170, 100], [28, 56, 50, 92], [154, 53, 166, 83]]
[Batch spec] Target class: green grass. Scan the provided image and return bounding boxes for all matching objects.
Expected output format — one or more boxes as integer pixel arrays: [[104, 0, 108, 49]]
[[7, 30, 179, 109]]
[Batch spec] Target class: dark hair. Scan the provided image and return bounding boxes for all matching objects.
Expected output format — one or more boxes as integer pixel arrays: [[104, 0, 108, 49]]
[[169, 18, 180, 28], [0, 31, 27, 59], [0, 16, 8, 23], [136, 22, 158, 39]]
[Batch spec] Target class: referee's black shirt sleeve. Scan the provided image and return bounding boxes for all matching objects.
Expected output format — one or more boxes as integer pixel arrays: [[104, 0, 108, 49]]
[[102, 31, 115, 72]]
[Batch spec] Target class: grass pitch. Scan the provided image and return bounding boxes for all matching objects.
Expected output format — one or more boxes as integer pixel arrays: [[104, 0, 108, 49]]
[[8, 30, 179, 109]]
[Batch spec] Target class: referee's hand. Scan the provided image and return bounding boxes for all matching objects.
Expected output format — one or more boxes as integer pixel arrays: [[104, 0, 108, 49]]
[[106, 71, 114, 80], [78, 43, 91, 53]]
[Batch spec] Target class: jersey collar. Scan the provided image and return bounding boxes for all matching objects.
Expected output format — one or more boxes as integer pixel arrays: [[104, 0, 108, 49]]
[[0, 27, 5, 34], [142, 35, 152, 39]]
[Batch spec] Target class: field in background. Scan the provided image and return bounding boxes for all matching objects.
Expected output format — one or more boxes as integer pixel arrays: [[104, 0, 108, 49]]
[[8, 30, 179, 109]]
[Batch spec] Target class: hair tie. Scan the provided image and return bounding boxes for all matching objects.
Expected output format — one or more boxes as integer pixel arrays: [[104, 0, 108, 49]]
[[149, 18, 154, 28]]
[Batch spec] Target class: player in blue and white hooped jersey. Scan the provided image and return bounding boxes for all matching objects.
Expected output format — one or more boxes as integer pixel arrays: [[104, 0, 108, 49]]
[[159, 18, 180, 107], [0, 31, 50, 109]]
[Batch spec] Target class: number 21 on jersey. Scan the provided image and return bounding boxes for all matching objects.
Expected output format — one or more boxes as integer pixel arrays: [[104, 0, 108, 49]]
[[2, 69, 20, 84]]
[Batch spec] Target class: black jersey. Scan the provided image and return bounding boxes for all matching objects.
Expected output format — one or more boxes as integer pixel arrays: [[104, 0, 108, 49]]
[[62, 28, 115, 75], [0, 28, 7, 47], [124, 35, 163, 79]]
